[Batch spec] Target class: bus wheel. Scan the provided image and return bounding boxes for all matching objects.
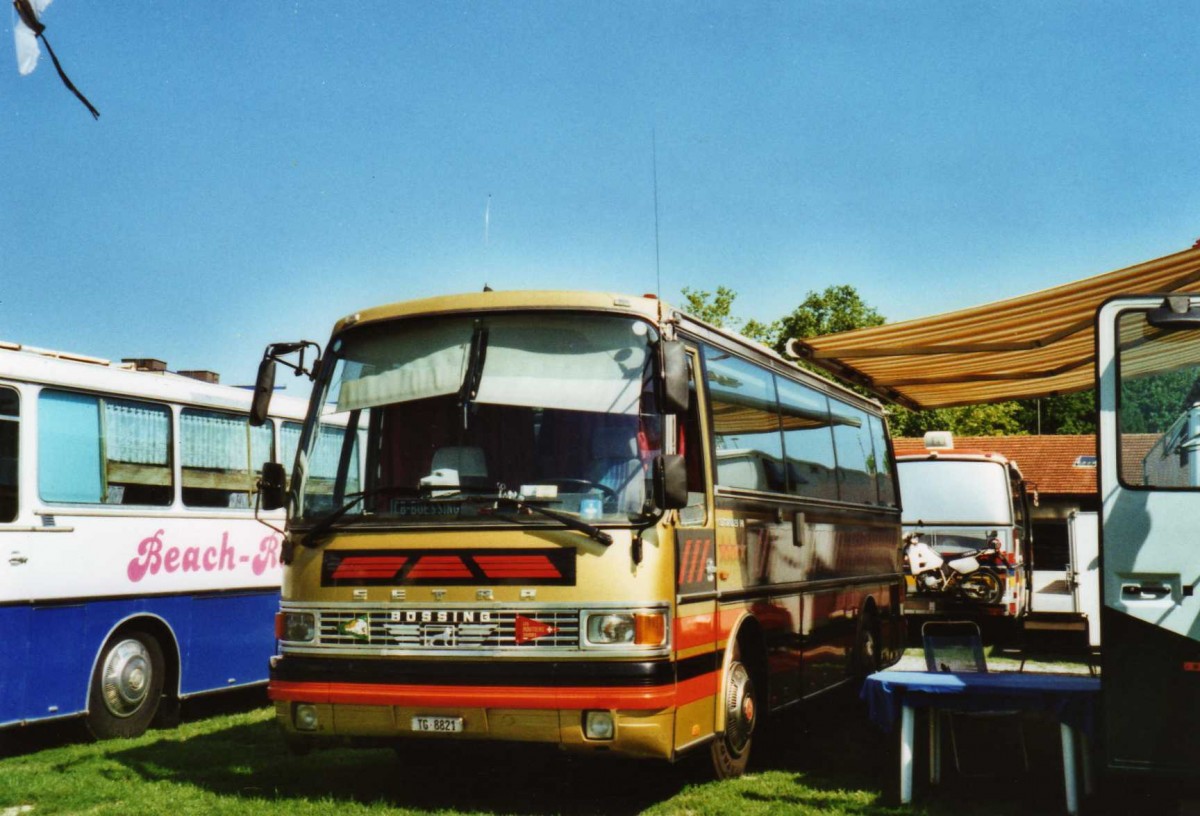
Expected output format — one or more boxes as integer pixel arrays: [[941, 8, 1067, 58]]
[[85, 630, 165, 740], [851, 609, 880, 679], [711, 646, 756, 779]]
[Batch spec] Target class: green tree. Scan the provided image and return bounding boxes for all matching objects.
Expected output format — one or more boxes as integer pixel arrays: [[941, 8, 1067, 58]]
[[1014, 391, 1097, 435], [773, 284, 886, 354], [888, 402, 1026, 438]]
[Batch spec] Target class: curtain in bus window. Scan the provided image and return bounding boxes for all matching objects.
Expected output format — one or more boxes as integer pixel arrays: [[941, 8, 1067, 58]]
[[102, 398, 173, 505], [774, 377, 837, 500], [181, 409, 273, 508], [105, 401, 169, 465], [336, 321, 472, 412], [281, 422, 301, 473], [472, 317, 649, 415], [703, 347, 785, 492], [38, 390, 103, 503], [0, 387, 18, 522], [830, 404, 876, 505]]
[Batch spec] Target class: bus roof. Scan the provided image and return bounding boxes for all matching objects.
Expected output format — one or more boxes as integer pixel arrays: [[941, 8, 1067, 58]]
[[896, 448, 1022, 478], [330, 289, 886, 413], [0, 341, 311, 419]]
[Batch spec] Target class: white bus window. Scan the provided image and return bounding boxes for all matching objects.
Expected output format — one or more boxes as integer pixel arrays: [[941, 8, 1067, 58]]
[[181, 408, 273, 508], [704, 348, 785, 492], [0, 387, 16, 521], [775, 377, 837, 500], [39, 390, 173, 506]]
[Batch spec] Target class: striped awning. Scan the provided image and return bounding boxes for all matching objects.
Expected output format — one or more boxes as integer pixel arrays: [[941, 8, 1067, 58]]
[[786, 245, 1200, 410]]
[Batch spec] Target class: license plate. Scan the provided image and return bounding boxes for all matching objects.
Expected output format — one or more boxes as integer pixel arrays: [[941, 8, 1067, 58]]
[[411, 715, 463, 733]]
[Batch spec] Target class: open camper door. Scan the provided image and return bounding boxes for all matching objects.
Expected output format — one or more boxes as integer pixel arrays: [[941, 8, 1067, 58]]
[[1097, 294, 1200, 774]]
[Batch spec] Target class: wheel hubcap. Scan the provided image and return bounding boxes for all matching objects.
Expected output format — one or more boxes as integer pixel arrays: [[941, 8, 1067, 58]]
[[101, 639, 152, 718], [724, 661, 755, 755]]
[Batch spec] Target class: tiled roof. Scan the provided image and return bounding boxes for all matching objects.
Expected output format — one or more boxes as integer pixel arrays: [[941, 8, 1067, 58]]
[[894, 435, 1097, 497]]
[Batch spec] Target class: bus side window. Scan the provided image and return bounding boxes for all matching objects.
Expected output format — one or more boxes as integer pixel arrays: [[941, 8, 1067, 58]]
[[39, 390, 173, 506], [181, 408, 273, 509], [0, 387, 17, 522], [869, 415, 898, 507], [831, 404, 876, 505]]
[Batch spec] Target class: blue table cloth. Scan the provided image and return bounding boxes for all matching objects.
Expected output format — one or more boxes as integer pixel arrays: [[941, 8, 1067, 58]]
[[861, 670, 1101, 737]]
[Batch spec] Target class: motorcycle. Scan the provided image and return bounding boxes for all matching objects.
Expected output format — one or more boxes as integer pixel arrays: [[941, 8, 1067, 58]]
[[903, 532, 1005, 604]]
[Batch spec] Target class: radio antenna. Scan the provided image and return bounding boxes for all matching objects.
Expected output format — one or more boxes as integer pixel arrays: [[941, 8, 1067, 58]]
[[484, 194, 491, 246], [652, 129, 662, 298]]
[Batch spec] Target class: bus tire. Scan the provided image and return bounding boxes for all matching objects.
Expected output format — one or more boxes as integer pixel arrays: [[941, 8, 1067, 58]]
[[85, 629, 165, 740], [710, 643, 757, 779], [851, 606, 880, 679]]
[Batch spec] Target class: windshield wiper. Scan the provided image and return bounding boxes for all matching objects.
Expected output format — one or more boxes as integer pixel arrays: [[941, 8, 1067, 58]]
[[300, 486, 423, 547], [493, 497, 613, 546]]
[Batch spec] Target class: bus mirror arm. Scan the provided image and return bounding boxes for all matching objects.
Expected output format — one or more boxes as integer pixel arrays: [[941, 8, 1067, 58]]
[[250, 341, 323, 427]]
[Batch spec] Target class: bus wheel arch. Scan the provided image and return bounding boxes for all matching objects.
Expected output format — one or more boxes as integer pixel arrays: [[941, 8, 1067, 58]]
[[85, 617, 177, 740], [710, 616, 766, 779]]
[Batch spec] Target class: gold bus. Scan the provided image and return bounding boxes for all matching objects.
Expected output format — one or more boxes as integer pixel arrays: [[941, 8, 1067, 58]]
[[252, 290, 905, 776]]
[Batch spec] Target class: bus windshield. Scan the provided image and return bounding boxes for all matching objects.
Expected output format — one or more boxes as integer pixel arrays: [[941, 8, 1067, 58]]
[[897, 459, 1013, 525], [293, 312, 663, 526]]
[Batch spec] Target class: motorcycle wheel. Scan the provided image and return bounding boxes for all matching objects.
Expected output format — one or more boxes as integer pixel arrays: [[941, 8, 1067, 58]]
[[959, 568, 1004, 604]]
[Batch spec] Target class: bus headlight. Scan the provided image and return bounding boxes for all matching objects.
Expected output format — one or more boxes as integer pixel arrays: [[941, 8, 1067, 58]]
[[278, 611, 316, 643], [583, 710, 615, 740], [584, 611, 666, 647]]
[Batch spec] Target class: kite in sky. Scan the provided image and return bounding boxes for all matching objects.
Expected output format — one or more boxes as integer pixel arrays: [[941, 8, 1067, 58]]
[[12, 0, 99, 118]]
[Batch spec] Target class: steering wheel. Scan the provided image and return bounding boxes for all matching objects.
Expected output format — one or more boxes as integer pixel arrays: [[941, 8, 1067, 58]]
[[540, 478, 617, 500]]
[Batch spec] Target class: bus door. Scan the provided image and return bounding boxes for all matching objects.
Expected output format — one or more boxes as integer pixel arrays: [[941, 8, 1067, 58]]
[[1098, 295, 1200, 773], [672, 348, 718, 750], [0, 382, 30, 725]]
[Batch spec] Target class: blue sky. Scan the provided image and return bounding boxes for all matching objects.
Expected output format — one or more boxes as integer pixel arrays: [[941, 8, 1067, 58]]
[[3, 2, 1199, 390]]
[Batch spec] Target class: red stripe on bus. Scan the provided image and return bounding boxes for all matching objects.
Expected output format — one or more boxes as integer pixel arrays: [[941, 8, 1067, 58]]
[[332, 556, 408, 580], [270, 675, 719, 711], [675, 614, 716, 651], [407, 556, 471, 578], [475, 555, 561, 579]]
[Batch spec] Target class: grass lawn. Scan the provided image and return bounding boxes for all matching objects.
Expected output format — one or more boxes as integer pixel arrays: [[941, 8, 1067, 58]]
[[0, 651, 1180, 815]]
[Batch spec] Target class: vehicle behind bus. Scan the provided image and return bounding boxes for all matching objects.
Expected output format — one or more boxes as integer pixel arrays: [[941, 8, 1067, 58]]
[[896, 435, 1031, 621], [256, 290, 905, 777], [0, 343, 311, 739]]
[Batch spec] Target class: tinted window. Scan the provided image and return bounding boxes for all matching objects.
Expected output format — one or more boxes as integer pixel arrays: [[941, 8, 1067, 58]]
[[831, 403, 877, 505], [775, 377, 837, 500], [704, 347, 784, 492], [869, 415, 897, 507]]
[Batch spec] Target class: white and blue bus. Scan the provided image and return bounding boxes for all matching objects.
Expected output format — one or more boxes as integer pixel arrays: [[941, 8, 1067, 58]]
[[0, 342, 327, 739]]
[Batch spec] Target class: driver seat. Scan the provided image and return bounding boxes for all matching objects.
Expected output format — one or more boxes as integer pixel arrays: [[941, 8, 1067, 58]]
[[587, 426, 645, 514]]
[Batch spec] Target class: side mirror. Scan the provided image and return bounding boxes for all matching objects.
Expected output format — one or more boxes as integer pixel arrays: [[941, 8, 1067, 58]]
[[654, 454, 688, 510], [259, 462, 287, 511], [249, 356, 276, 427], [660, 340, 689, 415]]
